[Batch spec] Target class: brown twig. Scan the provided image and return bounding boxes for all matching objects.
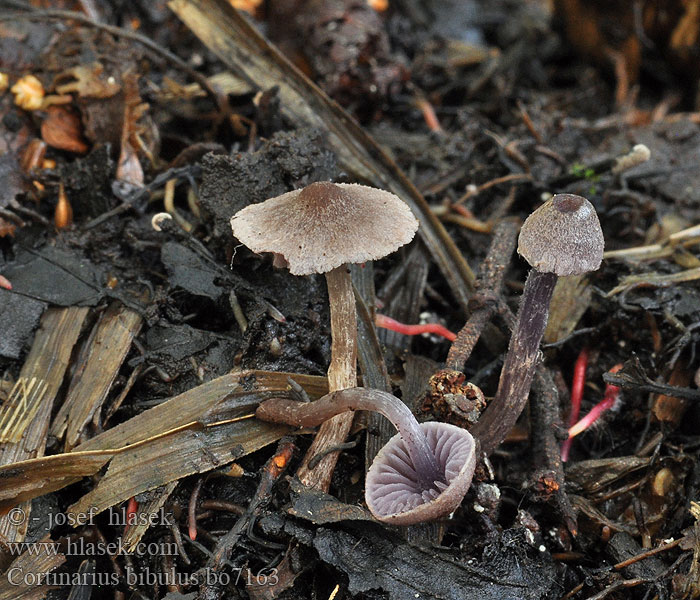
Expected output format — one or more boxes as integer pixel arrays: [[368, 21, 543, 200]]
[[455, 173, 531, 204], [560, 538, 683, 600], [446, 218, 519, 370], [166, 513, 191, 565], [613, 537, 682, 570], [584, 578, 649, 600], [199, 499, 246, 516], [188, 477, 204, 541], [517, 100, 543, 144], [531, 368, 577, 536], [206, 438, 295, 571]]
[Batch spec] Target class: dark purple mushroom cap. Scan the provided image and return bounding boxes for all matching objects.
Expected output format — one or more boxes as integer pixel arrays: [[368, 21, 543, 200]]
[[518, 194, 604, 276], [230, 181, 419, 276], [365, 422, 476, 525]]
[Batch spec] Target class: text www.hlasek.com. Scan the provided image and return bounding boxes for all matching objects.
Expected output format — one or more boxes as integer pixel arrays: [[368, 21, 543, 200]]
[[5, 542, 60, 557], [6, 538, 178, 557]]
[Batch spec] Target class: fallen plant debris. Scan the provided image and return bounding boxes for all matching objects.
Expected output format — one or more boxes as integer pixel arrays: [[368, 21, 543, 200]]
[[1, 1, 700, 599]]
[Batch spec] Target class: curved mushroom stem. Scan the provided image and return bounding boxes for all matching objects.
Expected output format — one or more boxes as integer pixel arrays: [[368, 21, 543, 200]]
[[472, 269, 557, 455], [258, 388, 446, 489]]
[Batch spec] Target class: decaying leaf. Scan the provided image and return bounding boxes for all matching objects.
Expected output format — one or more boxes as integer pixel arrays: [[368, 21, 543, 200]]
[[566, 456, 651, 495], [40, 105, 88, 154], [607, 267, 700, 297], [652, 361, 693, 425], [11, 74, 44, 110], [313, 524, 556, 599], [543, 274, 593, 344], [1, 246, 105, 307], [54, 63, 121, 99], [288, 478, 373, 524], [116, 73, 148, 186]]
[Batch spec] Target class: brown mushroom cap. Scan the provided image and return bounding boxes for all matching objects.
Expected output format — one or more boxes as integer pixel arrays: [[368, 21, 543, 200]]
[[517, 194, 604, 276], [365, 422, 476, 525], [230, 181, 419, 276]]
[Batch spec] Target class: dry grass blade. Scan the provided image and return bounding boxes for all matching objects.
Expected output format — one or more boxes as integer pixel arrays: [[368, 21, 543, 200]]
[[0, 377, 49, 443], [0, 306, 89, 545], [76, 370, 327, 452], [51, 300, 144, 450], [0, 370, 327, 518], [0, 535, 66, 600], [604, 223, 700, 261], [67, 416, 289, 519], [168, 0, 475, 311], [606, 266, 700, 296], [0, 450, 116, 510], [121, 481, 178, 553]]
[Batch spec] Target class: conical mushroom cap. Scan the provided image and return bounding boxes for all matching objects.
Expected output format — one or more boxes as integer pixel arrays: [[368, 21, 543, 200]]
[[230, 181, 419, 276], [518, 194, 604, 276]]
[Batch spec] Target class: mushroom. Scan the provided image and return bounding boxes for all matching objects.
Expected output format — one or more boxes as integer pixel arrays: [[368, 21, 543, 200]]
[[230, 181, 419, 489], [472, 194, 604, 454], [256, 387, 476, 525]]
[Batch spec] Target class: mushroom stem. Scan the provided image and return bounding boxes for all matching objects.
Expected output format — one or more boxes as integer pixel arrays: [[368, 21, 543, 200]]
[[295, 265, 358, 489], [472, 269, 558, 454], [325, 265, 358, 391], [258, 388, 445, 488]]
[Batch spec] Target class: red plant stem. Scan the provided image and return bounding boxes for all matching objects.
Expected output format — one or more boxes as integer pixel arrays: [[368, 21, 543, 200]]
[[568, 390, 616, 437], [568, 364, 623, 439], [561, 347, 589, 462], [416, 97, 443, 132], [375, 313, 456, 342], [188, 477, 204, 541], [451, 204, 477, 219], [124, 496, 138, 535]]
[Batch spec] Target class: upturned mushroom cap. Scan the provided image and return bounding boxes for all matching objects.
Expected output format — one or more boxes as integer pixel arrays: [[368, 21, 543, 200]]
[[230, 181, 419, 276], [365, 422, 476, 525], [517, 194, 604, 276]]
